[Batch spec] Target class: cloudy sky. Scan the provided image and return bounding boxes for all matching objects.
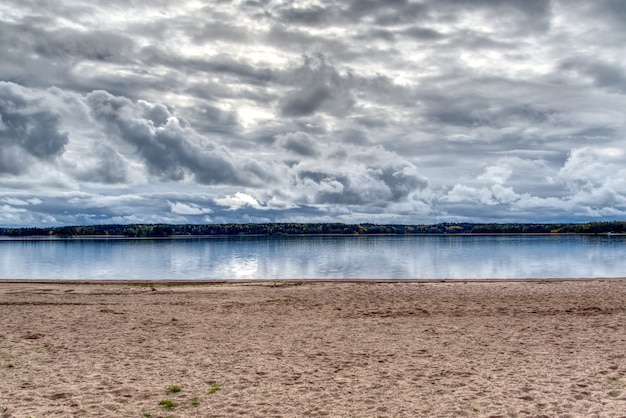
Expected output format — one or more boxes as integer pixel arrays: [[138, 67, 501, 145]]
[[1, 0, 625, 226]]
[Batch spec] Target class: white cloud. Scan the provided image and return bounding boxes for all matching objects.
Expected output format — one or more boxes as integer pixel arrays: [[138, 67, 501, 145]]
[[0, 204, 26, 213], [168, 201, 212, 215], [3, 198, 30, 206], [558, 147, 626, 191], [214, 192, 263, 211], [446, 184, 496, 205], [1, 197, 42, 206], [478, 165, 512, 185]]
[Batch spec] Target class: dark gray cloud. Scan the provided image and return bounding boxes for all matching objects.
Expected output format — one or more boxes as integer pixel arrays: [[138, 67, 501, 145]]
[[347, 0, 428, 26], [436, 0, 553, 32], [86, 90, 271, 186], [72, 145, 129, 184], [402, 27, 445, 41], [297, 171, 367, 205], [582, 0, 626, 26], [439, 0, 550, 15], [376, 165, 428, 201], [265, 24, 355, 59], [0, 83, 68, 173], [279, 53, 355, 117], [32, 28, 134, 62], [560, 58, 626, 92], [0, 20, 135, 91], [274, 132, 320, 157], [140, 47, 276, 86], [287, 144, 429, 209], [276, 4, 335, 26]]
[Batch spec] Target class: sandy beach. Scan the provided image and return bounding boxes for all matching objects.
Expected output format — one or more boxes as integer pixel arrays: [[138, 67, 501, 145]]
[[1, 279, 625, 417]]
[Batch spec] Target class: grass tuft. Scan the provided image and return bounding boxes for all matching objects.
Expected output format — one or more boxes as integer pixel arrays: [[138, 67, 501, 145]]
[[167, 385, 182, 393], [208, 384, 221, 394], [159, 399, 178, 409]]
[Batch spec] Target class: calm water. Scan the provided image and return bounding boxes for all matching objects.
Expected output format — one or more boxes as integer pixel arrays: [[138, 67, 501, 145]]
[[1, 235, 625, 280]]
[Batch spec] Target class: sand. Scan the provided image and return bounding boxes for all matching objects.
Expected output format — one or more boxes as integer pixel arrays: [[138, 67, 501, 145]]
[[1, 279, 625, 417]]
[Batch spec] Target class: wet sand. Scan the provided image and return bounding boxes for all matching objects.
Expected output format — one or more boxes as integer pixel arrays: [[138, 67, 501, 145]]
[[1, 279, 626, 417]]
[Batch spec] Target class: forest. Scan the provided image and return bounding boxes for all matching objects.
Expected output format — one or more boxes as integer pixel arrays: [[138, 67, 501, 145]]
[[1, 221, 625, 237]]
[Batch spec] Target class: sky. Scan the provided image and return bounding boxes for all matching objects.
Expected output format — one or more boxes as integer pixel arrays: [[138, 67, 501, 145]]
[[1, 0, 625, 226]]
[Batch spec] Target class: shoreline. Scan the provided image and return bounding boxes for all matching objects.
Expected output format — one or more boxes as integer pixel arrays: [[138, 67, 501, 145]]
[[2, 232, 624, 240], [2, 277, 626, 285]]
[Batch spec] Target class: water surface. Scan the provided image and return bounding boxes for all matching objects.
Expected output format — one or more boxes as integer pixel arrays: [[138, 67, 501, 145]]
[[1, 235, 624, 280]]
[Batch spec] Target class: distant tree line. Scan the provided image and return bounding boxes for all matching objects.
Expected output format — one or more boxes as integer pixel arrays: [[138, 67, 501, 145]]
[[1, 221, 625, 237]]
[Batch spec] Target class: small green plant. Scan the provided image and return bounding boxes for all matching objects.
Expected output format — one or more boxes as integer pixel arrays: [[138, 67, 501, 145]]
[[142, 413, 152, 417], [606, 377, 625, 389], [170, 317, 178, 322], [208, 384, 221, 394], [159, 399, 178, 409], [168, 385, 182, 393], [191, 397, 200, 406]]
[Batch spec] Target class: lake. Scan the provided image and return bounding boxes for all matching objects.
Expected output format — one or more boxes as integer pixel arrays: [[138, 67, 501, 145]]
[[1, 235, 625, 280]]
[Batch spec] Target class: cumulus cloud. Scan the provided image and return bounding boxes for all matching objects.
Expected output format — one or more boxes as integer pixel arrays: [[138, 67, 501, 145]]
[[287, 144, 429, 208], [86, 90, 273, 186], [0, 82, 69, 173], [274, 131, 320, 157], [215, 192, 264, 211], [279, 53, 355, 117], [559, 147, 625, 190], [558, 147, 626, 208], [168, 201, 213, 216]]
